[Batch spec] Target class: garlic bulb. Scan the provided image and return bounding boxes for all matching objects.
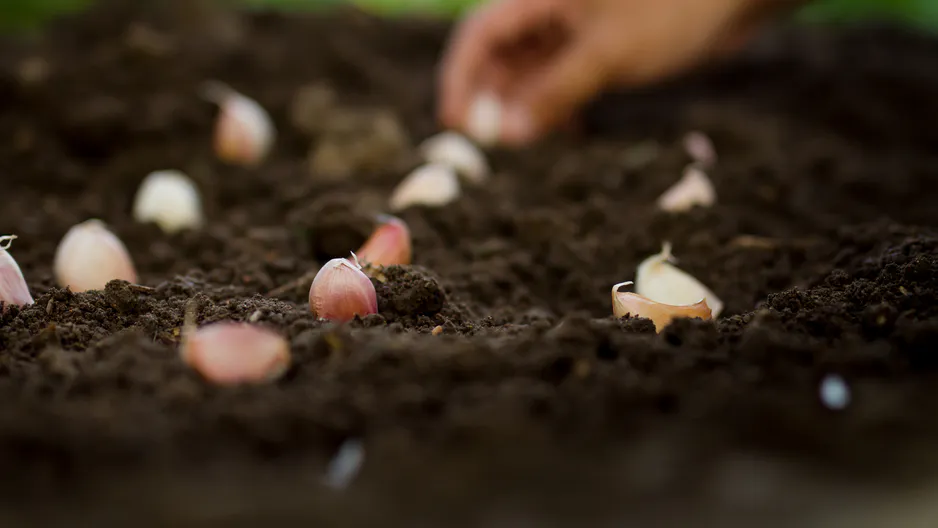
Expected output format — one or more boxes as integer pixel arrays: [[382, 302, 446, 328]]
[[0, 235, 33, 308], [182, 322, 290, 385], [466, 91, 502, 146], [389, 163, 461, 211], [202, 81, 275, 167], [612, 281, 711, 332], [657, 166, 716, 213], [309, 255, 378, 322], [133, 170, 204, 233], [54, 219, 138, 293], [419, 132, 490, 184], [635, 243, 723, 318]]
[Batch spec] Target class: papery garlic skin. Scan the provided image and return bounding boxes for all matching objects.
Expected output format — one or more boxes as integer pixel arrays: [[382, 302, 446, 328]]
[[635, 243, 724, 318], [657, 166, 716, 213], [389, 163, 461, 212], [683, 131, 717, 167], [203, 81, 275, 167], [356, 215, 412, 268], [419, 132, 490, 184], [466, 91, 502, 146], [309, 256, 378, 322], [0, 235, 33, 308], [612, 281, 711, 333], [133, 170, 204, 233], [182, 322, 290, 385], [54, 219, 138, 293]]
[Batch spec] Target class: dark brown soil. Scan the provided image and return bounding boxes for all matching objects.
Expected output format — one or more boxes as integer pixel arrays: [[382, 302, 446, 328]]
[[2, 1, 938, 525]]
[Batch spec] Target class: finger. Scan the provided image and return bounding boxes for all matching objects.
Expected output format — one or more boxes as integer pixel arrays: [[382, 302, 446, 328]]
[[437, 0, 557, 130], [501, 36, 609, 145]]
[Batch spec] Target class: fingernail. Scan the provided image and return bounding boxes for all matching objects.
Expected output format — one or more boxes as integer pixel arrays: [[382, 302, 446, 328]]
[[502, 106, 535, 145]]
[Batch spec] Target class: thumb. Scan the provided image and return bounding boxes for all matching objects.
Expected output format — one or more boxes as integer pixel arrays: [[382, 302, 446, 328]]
[[501, 38, 609, 145]]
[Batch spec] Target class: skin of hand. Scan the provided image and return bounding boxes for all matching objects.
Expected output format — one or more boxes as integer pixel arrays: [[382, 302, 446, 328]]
[[438, 0, 803, 146]]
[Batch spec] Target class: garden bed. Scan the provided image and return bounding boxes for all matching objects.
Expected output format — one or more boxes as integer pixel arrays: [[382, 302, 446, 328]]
[[2, 1, 938, 525]]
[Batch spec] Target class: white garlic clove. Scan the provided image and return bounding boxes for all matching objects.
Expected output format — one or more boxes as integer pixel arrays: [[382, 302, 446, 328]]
[[465, 91, 502, 146], [683, 130, 717, 167], [202, 81, 275, 167], [657, 165, 716, 213], [612, 281, 711, 333], [54, 219, 138, 293], [0, 235, 33, 308], [635, 243, 723, 318], [309, 255, 378, 322], [389, 163, 461, 212], [419, 131, 490, 184], [132, 170, 204, 234], [182, 322, 290, 385]]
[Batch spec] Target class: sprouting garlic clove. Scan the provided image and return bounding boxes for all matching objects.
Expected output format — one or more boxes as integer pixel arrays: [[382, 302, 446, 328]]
[[132, 170, 204, 233], [635, 243, 724, 318], [657, 165, 716, 213], [683, 130, 717, 168], [466, 91, 502, 146], [389, 163, 461, 212], [419, 131, 490, 185], [309, 254, 378, 322], [53, 219, 137, 293], [181, 322, 290, 385], [0, 235, 33, 308], [355, 215, 412, 268], [202, 81, 275, 167], [612, 281, 711, 333]]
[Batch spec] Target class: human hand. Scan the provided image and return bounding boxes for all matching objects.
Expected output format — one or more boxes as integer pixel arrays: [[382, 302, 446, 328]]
[[438, 0, 792, 146]]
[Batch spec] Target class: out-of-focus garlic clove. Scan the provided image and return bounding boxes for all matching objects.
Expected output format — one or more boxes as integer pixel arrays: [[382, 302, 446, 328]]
[[0, 235, 33, 308], [309, 255, 378, 322], [657, 165, 716, 213], [202, 81, 275, 167], [53, 219, 138, 293], [466, 91, 502, 146], [612, 281, 711, 332], [132, 170, 204, 233], [419, 131, 490, 184], [389, 163, 461, 212], [355, 215, 412, 268], [182, 322, 290, 385], [683, 130, 717, 167], [636, 243, 724, 318]]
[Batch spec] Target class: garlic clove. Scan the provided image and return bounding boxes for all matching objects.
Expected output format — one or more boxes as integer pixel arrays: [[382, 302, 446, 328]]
[[683, 130, 717, 168], [202, 81, 275, 167], [657, 165, 716, 213], [389, 163, 461, 212], [132, 170, 204, 233], [54, 219, 138, 293], [182, 322, 290, 385], [309, 255, 378, 322], [465, 91, 502, 146], [0, 235, 33, 308], [355, 215, 412, 268], [419, 131, 490, 184], [612, 281, 711, 333], [635, 243, 724, 318]]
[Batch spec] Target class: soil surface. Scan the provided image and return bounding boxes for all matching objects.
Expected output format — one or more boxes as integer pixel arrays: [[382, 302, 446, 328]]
[[2, 1, 938, 525]]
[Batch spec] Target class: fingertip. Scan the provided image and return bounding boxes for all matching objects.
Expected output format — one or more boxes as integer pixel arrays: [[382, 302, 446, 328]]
[[500, 104, 538, 146]]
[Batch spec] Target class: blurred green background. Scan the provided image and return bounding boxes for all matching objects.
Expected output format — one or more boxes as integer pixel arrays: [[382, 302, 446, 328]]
[[3, 0, 938, 32]]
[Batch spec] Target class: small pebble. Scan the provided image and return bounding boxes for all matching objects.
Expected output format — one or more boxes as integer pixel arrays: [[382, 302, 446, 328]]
[[431, 325, 443, 336], [324, 438, 365, 490], [819, 374, 850, 410]]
